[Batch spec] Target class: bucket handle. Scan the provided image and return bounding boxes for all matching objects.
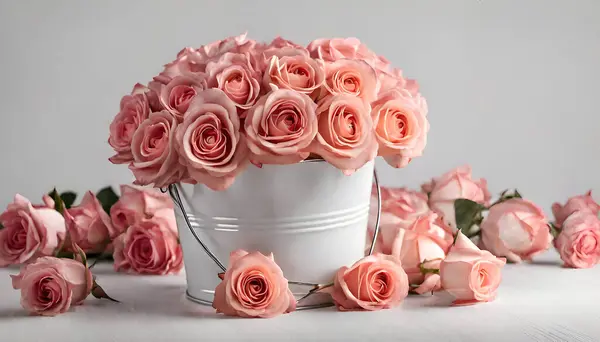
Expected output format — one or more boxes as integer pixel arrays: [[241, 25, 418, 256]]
[[165, 168, 382, 286]]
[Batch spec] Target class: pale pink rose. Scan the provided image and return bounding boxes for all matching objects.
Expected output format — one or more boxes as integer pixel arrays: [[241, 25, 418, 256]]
[[263, 54, 325, 95], [367, 187, 431, 254], [390, 213, 453, 286], [371, 89, 429, 168], [110, 184, 173, 234], [424, 165, 491, 231], [160, 47, 209, 81], [159, 75, 208, 121], [0, 195, 66, 267], [212, 250, 296, 318], [440, 232, 506, 306], [328, 253, 409, 311], [199, 33, 258, 62], [108, 93, 151, 164], [11, 256, 93, 316], [307, 37, 388, 72], [113, 208, 182, 275], [205, 52, 261, 114], [310, 95, 378, 174], [175, 89, 248, 191], [244, 87, 318, 164], [63, 191, 116, 252], [317, 59, 378, 103], [131, 83, 162, 112], [554, 211, 600, 268], [480, 198, 551, 263], [129, 110, 186, 188], [377, 67, 420, 97], [552, 190, 600, 228], [267, 36, 305, 50]]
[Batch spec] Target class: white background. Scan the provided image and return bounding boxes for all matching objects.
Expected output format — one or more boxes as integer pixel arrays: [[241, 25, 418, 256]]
[[0, 0, 598, 212]]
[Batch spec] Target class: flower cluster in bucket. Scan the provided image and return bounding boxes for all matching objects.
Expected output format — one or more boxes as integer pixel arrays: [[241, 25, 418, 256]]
[[107, 33, 429, 190]]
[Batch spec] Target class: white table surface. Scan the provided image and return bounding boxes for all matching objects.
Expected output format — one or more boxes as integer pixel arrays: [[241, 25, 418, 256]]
[[1, 250, 598, 342]]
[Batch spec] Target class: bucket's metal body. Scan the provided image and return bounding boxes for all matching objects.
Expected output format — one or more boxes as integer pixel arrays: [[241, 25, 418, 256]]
[[173, 160, 375, 307]]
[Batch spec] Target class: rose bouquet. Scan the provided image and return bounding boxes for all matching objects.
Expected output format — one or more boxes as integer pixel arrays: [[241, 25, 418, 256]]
[[107, 34, 429, 190]]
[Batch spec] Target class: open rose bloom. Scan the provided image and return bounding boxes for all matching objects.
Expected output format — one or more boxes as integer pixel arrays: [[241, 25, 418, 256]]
[[108, 34, 429, 190]]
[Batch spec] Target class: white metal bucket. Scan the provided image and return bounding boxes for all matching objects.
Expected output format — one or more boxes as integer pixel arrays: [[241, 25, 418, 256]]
[[172, 160, 376, 307]]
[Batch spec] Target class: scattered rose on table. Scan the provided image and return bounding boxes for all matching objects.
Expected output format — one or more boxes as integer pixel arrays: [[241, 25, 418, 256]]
[[113, 208, 182, 275], [480, 198, 552, 263], [11, 256, 93, 316], [63, 191, 115, 253], [440, 232, 506, 306], [212, 250, 296, 318], [551, 190, 600, 228], [0, 194, 66, 266], [110, 184, 173, 234], [422, 165, 490, 231], [553, 211, 600, 268], [390, 213, 452, 292], [327, 253, 409, 311]]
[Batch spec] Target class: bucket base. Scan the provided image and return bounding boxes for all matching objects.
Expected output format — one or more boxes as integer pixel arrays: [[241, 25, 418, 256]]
[[184, 289, 335, 310]]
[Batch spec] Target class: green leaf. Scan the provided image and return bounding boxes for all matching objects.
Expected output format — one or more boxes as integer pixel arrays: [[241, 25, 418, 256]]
[[60, 192, 77, 209], [96, 187, 119, 214], [514, 189, 523, 198], [454, 199, 486, 234], [48, 188, 66, 215], [548, 223, 560, 239]]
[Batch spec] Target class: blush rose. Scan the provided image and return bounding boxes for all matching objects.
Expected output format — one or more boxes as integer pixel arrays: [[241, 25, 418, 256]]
[[263, 54, 324, 96], [108, 92, 151, 164], [159, 75, 208, 121], [480, 198, 551, 263], [328, 253, 409, 311], [244, 87, 318, 165], [129, 110, 186, 188], [0, 195, 66, 267], [175, 89, 248, 190], [11, 256, 93, 316], [552, 190, 600, 228], [212, 250, 296, 318], [423, 165, 491, 231], [318, 59, 378, 103], [64, 191, 116, 253], [310, 94, 378, 174], [110, 184, 174, 234], [554, 211, 600, 268], [440, 232, 506, 306], [371, 89, 429, 169], [112, 208, 182, 275]]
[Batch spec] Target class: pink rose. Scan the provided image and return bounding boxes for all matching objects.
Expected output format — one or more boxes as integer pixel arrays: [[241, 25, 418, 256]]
[[132, 83, 162, 112], [199, 33, 258, 62], [160, 47, 210, 81], [263, 54, 324, 95], [424, 165, 491, 231], [377, 67, 420, 97], [159, 75, 208, 121], [307, 37, 385, 69], [413, 270, 442, 295], [480, 198, 551, 263], [372, 89, 429, 169], [176, 89, 248, 191], [205, 53, 261, 114], [0, 195, 66, 267], [390, 213, 453, 286], [318, 59, 378, 103], [63, 191, 116, 252], [11, 256, 93, 316], [110, 185, 173, 234], [440, 232, 506, 306], [113, 208, 182, 275], [554, 211, 600, 268], [310, 95, 378, 174], [329, 253, 409, 311], [367, 187, 431, 254], [108, 93, 151, 164], [552, 190, 600, 228], [212, 250, 296, 318], [129, 110, 186, 188], [244, 87, 318, 164]]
